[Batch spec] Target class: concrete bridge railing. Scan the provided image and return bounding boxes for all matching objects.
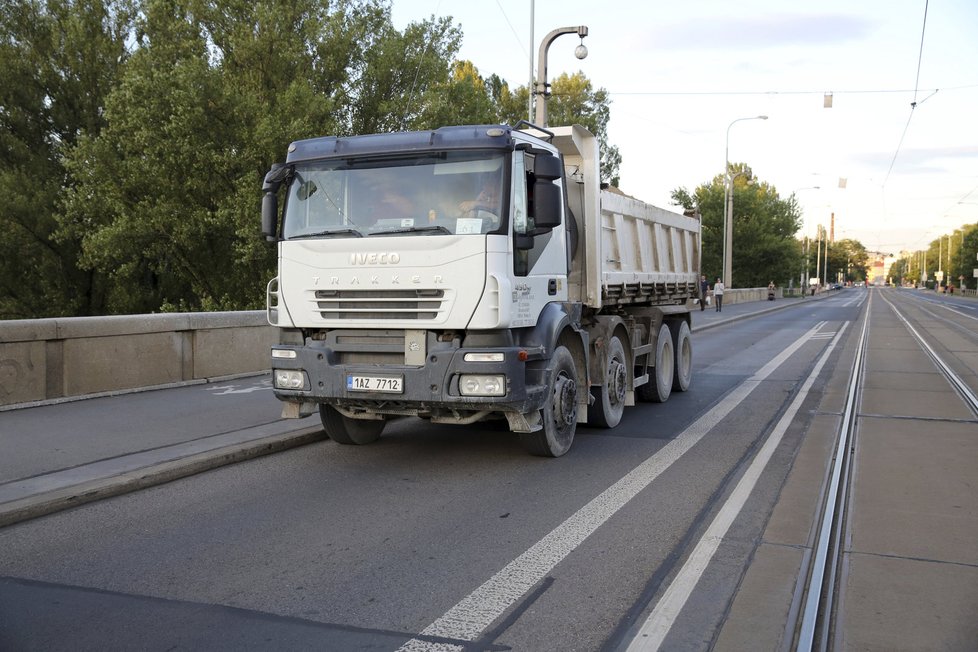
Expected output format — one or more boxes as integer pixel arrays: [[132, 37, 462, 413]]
[[0, 312, 275, 408], [2, 288, 786, 408]]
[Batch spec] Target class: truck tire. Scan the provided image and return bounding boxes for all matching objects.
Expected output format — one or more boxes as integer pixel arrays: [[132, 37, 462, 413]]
[[672, 320, 692, 392], [637, 323, 673, 403], [319, 405, 385, 445], [520, 346, 578, 457], [589, 335, 626, 428]]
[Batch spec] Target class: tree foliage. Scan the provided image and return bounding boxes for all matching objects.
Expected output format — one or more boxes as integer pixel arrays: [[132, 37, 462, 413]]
[[892, 223, 978, 288], [1, 0, 623, 317], [536, 72, 621, 185], [55, 0, 462, 314], [0, 0, 134, 317], [418, 67, 621, 185], [824, 238, 869, 284], [671, 165, 804, 288]]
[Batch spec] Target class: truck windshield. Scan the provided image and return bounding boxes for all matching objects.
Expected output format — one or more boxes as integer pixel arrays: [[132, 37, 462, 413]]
[[282, 150, 508, 240]]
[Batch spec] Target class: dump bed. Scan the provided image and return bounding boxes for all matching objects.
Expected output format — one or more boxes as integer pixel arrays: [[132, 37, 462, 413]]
[[596, 189, 700, 306], [550, 125, 701, 309]]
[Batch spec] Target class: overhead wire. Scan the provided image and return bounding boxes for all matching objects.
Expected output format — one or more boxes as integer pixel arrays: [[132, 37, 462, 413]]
[[400, 0, 445, 130], [882, 0, 930, 188], [606, 84, 977, 97]]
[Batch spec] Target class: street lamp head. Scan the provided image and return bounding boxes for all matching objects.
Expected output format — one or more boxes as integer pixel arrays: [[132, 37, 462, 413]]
[[575, 43, 588, 59], [758, 115, 769, 120]]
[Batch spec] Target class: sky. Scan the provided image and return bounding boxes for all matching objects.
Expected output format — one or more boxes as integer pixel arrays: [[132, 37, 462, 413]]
[[391, 0, 978, 255]]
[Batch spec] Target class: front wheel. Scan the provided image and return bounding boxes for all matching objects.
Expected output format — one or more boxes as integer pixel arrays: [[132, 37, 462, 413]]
[[319, 405, 385, 445], [520, 346, 578, 457]]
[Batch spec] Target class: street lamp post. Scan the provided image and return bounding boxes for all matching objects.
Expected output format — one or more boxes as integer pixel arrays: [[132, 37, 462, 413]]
[[793, 186, 820, 289], [534, 26, 588, 127], [722, 115, 767, 288]]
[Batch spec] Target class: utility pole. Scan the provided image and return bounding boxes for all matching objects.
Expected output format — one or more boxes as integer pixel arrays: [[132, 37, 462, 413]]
[[527, 1, 534, 122]]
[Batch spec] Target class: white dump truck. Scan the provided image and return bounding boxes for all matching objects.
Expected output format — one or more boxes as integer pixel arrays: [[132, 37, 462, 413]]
[[261, 123, 701, 456]]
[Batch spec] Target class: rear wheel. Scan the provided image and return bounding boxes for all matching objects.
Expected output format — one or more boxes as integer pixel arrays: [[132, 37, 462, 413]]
[[672, 320, 692, 392], [319, 405, 385, 445], [520, 346, 578, 457], [589, 335, 627, 428], [637, 323, 673, 403]]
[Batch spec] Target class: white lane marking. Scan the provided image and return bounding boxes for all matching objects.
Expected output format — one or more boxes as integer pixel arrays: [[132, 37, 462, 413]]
[[208, 382, 272, 395], [625, 321, 850, 651], [397, 322, 828, 652]]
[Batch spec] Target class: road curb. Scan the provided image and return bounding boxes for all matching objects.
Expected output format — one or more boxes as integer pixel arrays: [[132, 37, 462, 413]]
[[0, 426, 326, 528]]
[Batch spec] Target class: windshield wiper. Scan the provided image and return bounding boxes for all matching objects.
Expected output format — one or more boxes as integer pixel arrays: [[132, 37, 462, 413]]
[[290, 228, 363, 239], [368, 225, 451, 236]]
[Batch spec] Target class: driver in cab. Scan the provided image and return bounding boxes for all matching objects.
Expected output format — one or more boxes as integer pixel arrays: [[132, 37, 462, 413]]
[[458, 174, 502, 217]]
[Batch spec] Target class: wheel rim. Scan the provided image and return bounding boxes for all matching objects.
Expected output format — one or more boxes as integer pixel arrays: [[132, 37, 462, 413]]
[[553, 373, 577, 429], [608, 357, 626, 406]]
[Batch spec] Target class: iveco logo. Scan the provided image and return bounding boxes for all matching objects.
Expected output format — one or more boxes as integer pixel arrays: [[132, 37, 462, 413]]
[[350, 252, 400, 265]]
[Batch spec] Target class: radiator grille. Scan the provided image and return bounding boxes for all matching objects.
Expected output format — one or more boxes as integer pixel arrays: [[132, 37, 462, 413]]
[[314, 289, 446, 320]]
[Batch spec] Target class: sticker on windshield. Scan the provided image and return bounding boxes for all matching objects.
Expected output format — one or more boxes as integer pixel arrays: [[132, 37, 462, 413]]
[[456, 218, 482, 234]]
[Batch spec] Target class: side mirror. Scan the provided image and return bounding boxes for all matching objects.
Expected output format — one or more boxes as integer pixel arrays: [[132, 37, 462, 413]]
[[262, 191, 278, 241], [530, 152, 562, 229], [533, 180, 562, 229], [534, 153, 562, 181], [261, 163, 288, 242]]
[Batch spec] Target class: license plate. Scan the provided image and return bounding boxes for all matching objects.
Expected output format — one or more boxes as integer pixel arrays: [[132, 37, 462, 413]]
[[347, 375, 403, 393]]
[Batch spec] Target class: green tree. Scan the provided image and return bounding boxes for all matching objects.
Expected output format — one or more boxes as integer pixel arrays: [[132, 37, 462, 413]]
[[824, 239, 869, 284], [671, 164, 803, 287], [0, 0, 134, 317], [948, 224, 977, 289], [544, 73, 621, 186], [418, 60, 503, 127], [57, 0, 462, 313], [3, 1, 623, 317], [417, 66, 621, 185]]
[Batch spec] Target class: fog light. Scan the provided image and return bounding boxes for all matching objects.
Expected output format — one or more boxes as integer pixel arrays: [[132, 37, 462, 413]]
[[272, 348, 297, 359], [459, 374, 506, 397], [464, 352, 505, 362], [274, 369, 307, 390]]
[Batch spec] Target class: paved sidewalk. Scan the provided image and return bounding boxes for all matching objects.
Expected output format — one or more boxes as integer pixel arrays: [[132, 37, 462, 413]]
[[0, 295, 818, 527]]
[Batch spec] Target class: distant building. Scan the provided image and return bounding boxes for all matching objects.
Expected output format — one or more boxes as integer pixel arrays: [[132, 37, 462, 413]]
[[868, 252, 897, 285]]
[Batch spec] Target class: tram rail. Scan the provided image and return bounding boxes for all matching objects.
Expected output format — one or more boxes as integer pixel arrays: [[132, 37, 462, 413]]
[[795, 288, 978, 651]]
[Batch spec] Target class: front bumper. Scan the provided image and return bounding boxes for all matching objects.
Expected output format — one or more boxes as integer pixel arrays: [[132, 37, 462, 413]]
[[271, 332, 548, 418]]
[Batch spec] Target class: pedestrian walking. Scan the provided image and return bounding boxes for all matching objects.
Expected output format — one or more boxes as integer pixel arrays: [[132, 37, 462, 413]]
[[700, 275, 709, 311], [713, 277, 725, 312]]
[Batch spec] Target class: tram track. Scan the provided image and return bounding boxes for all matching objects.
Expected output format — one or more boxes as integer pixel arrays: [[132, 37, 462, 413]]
[[794, 299, 868, 651], [794, 289, 978, 651], [881, 292, 978, 416]]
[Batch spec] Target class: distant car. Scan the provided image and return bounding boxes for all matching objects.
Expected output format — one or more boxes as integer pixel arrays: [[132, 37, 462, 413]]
[[832, 283, 842, 290]]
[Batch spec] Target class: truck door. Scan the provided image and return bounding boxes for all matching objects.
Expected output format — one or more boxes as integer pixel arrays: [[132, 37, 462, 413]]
[[511, 151, 569, 326]]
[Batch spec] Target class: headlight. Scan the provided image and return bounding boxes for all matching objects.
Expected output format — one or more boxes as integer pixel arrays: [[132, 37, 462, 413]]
[[459, 374, 506, 397], [273, 369, 308, 390]]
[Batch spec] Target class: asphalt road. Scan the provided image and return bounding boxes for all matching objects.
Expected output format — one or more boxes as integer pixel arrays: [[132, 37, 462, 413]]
[[0, 289, 974, 651]]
